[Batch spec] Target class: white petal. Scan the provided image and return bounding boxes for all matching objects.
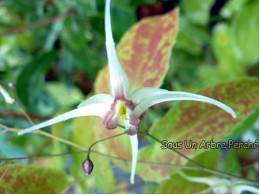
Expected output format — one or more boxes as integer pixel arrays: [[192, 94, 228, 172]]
[[18, 103, 110, 135], [77, 94, 113, 108], [105, 0, 130, 97], [130, 87, 236, 118], [129, 134, 138, 184], [0, 85, 14, 104]]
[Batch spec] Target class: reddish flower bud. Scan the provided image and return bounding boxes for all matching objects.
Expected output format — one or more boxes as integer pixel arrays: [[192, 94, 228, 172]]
[[82, 158, 94, 175]]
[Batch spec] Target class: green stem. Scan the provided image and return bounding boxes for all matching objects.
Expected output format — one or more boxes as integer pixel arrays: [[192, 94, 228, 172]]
[[87, 132, 126, 158]]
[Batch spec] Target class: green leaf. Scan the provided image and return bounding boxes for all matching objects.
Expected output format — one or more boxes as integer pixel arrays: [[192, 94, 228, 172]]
[[62, 17, 87, 49], [0, 164, 68, 193], [72, 116, 116, 193], [110, 1, 136, 42], [143, 183, 159, 194], [181, 0, 214, 25], [16, 51, 57, 110], [221, 149, 240, 176], [175, 17, 209, 55], [232, 0, 259, 65], [224, 106, 259, 140], [137, 78, 259, 182], [47, 109, 72, 170], [220, 0, 249, 18], [93, 155, 115, 193], [74, 0, 97, 17], [157, 149, 220, 193], [45, 82, 83, 108], [157, 172, 209, 193], [1, 0, 38, 15], [0, 136, 27, 160], [212, 23, 242, 74]]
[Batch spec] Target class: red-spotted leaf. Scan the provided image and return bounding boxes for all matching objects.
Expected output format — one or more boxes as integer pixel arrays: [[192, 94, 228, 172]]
[[95, 8, 179, 94], [0, 164, 68, 193], [137, 78, 259, 182]]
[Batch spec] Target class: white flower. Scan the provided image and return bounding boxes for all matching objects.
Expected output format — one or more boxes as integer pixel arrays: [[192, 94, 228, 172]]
[[17, 0, 236, 184]]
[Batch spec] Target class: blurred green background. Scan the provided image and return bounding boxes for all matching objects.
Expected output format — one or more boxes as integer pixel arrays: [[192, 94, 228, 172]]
[[0, 0, 258, 193]]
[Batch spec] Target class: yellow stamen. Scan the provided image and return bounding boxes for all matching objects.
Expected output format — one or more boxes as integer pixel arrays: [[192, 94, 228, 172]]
[[116, 101, 127, 121]]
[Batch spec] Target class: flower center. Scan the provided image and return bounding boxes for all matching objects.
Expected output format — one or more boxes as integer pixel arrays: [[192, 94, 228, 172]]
[[116, 101, 128, 122]]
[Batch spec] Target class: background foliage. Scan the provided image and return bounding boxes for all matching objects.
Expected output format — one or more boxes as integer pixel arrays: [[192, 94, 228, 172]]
[[0, 0, 258, 193]]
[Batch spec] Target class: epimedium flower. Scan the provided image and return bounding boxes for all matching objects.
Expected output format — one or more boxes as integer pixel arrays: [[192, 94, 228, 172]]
[[18, 0, 236, 184]]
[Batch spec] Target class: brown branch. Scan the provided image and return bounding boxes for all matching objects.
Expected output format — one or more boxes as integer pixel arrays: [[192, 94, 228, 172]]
[[0, 111, 51, 121], [0, 8, 74, 35]]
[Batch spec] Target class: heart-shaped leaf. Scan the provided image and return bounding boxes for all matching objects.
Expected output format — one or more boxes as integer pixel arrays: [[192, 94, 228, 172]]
[[137, 78, 259, 181], [0, 164, 68, 193]]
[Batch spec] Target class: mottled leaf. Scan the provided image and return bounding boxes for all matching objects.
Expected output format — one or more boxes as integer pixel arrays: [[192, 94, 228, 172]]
[[95, 8, 179, 94], [0, 164, 68, 193], [137, 78, 259, 181]]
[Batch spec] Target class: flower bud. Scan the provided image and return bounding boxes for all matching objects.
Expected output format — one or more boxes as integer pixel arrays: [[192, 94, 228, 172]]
[[82, 158, 94, 175]]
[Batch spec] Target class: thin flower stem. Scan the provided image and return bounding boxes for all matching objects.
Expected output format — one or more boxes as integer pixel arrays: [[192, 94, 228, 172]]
[[38, 131, 87, 150], [139, 131, 202, 169], [0, 111, 51, 121], [2, 98, 88, 151], [0, 148, 257, 186], [0, 123, 127, 162], [0, 123, 87, 151], [87, 132, 126, 158], [14, 100, 35, 125]]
